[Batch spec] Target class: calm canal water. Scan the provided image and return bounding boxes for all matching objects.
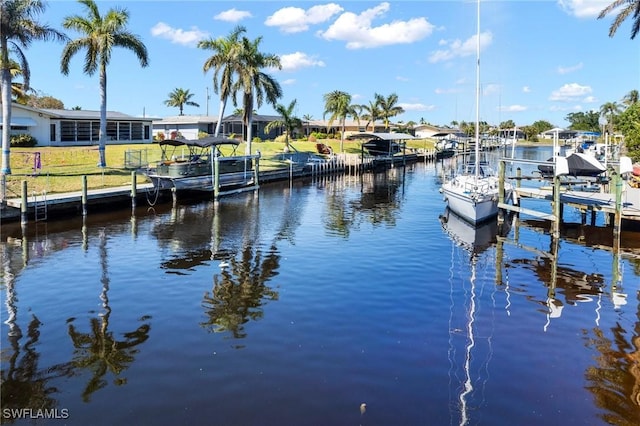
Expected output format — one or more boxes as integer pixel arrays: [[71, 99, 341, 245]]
[[1, 147, 640, 425]]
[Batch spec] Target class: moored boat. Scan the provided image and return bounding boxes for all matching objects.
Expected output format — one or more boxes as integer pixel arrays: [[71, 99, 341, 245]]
[[144, 136, 258, 193]]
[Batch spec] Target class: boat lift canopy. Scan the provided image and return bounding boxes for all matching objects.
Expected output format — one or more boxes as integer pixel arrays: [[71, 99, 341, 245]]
[[347, 132, 417, 141]]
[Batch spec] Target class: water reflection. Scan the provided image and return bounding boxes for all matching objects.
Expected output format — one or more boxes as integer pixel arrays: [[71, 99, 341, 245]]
[[585, 294, 640, 424], [201, 245, 280, 340], [1, 276, 69, 417], [440, 209, 511, 426], [66, 229, 151, 402]]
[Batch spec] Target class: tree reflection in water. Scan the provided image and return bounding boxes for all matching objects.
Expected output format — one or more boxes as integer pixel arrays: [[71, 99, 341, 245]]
[[1, 256, 70, 417], [585, 290, 640, 425], [67, 229, 151, 402], [201, 245, 280, 339]]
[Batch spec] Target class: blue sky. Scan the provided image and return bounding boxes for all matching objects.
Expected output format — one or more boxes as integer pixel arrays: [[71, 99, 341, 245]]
[[22, 0, 639, 128]]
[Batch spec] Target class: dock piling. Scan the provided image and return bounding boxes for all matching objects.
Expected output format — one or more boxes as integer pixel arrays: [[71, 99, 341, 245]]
[[82, 175, 88, 216], [21, 180, 28, 225]]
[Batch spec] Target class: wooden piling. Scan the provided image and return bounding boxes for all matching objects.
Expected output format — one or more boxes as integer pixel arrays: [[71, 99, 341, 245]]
[[21, 180, 28, 225], [130, 171, 137, 209], [82, 175, 88, 216]]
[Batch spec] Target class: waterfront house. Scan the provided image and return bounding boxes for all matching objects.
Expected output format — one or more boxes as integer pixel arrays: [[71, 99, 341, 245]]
[[1, 102, 155, 146]]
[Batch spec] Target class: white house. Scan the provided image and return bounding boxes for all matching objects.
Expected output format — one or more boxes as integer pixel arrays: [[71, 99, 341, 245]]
[[0, 102, 155, 146], [152, 115, 217, 140]]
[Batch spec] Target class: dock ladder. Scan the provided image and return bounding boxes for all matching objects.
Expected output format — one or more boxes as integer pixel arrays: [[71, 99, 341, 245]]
[[33, 190, 48, 222]]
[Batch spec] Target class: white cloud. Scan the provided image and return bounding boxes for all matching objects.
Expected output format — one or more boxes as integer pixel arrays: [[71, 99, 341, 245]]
[[282, 79, 296, 86], [434, 87, 462, 94], [278, 52, 326, 72], [483, 84, 500, 96], [500, 105, 527, 112], [399, 103, 436, 112], [396, 76, 409, 82], [549, 83, 592, 101], [214, 9, 252, 23], [319, 2, 435, 49], [583, 95, 598, 103], [428, 31, 492, 63], [557, 0, 612, 19], [266, 3, 343, 33], [557, 62, 583, 74], [150, 22, 208, 46], [522, 86, 531, 93]]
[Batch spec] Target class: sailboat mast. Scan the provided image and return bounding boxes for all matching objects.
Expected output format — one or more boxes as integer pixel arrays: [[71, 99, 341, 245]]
[[474, 0, 481, 180]]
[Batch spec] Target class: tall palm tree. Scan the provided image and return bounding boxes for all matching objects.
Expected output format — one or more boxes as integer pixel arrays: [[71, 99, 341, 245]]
[[598, 0, 640, 40], [265, 99, 302, 152], [375, 93, 405, 130], [600, 101, 621, 135], [1, 0, 67, 189], [622, 89, 639, 107], [164, 88, 200, 116], [198, 25, 246, 137], [323, 90, 359, 152], [60, 0, 148, 168], [232, 34, 282, 155], [360, 99, 382, 132]]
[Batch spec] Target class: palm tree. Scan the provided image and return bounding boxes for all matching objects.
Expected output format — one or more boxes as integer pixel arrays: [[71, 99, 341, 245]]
[[60, 0, 149, 168], [375, 93, 405, 130], [164, 88, 200, 116], [622, 89, 639, 107], [303, 114, 313, 137], [323, 90, 359, 152], [360, 100, 382, 132], [265, 99, 302, 152], [6, 59, 34, 103], [232, 34, 282, 155], [198, 25, 246, 137], [600, 101, 621, 136], [1, 0, 67, 188], [598, 0, 640, 40]]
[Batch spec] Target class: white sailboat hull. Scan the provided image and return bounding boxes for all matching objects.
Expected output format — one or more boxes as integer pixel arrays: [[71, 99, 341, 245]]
[[442, 175, 511, 224]]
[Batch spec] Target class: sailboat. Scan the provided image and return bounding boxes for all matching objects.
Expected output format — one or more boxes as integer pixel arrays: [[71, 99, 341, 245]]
[[440, 0, 512, 224]]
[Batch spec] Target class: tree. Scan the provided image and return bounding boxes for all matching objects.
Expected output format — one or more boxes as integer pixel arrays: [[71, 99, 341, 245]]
[[375, 93, 404, 130], [265, 99, 302, 152], [600, 101, 621, 136], [598, 0, 640, 40], [199, 25, 246, 137], [323, 90, 359, 152], [232, 34, 282, 155], [1, 0, 67, 186], [360, 100, 381, 132], [622, 89, 639, 107], [61, 0, 148, 168], [565, 111, 600, 132], [27, 93, 64, 109], [616, 102, 640, 162], [302, 114, 313, 137], [164, 88, 199, 116]]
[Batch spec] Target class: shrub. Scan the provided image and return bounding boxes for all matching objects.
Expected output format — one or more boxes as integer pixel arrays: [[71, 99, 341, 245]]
[[154, 132, 165, 141], [10, 133, 37, 147], [198, 130, 209, 139], [252, 136, 262, 143]]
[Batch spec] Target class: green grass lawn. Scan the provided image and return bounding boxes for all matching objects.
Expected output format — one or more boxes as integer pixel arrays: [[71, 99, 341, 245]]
[[2, 136, 482, 197]]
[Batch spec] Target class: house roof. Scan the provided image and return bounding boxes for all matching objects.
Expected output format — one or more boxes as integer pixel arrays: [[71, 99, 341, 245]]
[[153, 115, 217, 125], [42, 108, 156, 121]]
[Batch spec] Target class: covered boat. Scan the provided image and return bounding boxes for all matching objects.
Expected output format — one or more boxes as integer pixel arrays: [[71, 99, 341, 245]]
[[144, 136, 258, 193], [537, 152, 606, 178]]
